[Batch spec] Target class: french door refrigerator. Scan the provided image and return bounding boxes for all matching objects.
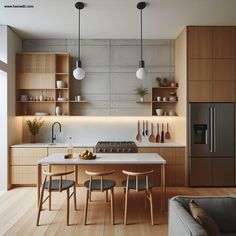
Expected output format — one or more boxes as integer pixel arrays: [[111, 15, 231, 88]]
[[189, 103, 235, 186]]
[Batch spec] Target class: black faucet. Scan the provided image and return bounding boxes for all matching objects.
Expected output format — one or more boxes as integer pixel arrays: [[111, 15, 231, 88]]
[[51, 122, 62, 144]]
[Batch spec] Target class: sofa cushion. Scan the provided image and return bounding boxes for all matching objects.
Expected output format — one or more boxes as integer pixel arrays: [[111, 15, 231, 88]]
[[190, 200, 221, 236], [175, 196, 236, 233]]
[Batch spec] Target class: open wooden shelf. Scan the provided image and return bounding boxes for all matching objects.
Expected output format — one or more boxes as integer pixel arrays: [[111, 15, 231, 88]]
[[16, 53, 70, 116]]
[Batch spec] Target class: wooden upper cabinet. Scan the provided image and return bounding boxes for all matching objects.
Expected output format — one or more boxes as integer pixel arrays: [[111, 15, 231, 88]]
[[187, 26, 212, 58], [188, 59, 213, 81], [213, 27, 235, 59], [214, 59, 235, 81]]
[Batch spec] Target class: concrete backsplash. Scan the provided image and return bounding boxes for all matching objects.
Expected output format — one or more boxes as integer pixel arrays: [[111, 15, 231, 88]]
[[22, 116, 185, 145]]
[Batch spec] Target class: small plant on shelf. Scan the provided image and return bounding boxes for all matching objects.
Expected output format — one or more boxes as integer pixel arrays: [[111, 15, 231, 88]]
[[26, 117, 44, 143], [161, 78, 169, 87], [155, 77, 161, 87], [134, 86, 149, 101]]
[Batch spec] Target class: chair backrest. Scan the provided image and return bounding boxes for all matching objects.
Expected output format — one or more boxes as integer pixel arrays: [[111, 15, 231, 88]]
[[85, 169, 115, 192], [122, 170, 154, 192], [42, 170, 75, 192]]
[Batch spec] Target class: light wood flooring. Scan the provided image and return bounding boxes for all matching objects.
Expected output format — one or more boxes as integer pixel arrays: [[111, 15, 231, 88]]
[[1, 187, 236, 236]]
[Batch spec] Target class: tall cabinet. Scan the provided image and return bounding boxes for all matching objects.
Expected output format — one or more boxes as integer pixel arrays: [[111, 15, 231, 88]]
[[175, 26, 236, 186], [16, 53, 70, 116], [187, 26, 235, 102]]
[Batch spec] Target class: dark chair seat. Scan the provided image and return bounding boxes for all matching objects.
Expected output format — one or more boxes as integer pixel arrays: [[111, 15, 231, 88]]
[[121, 179, 154, 190], [84, 179, 116, 190], [44, 179, 75, 191]]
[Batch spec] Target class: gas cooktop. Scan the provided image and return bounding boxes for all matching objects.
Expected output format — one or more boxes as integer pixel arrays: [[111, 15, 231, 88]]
[[95, 141, 137, 153]]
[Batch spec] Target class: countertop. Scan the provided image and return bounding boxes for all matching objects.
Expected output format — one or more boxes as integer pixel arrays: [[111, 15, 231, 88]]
[[38, 153, 166, 165], [11, 142, 185, 148]]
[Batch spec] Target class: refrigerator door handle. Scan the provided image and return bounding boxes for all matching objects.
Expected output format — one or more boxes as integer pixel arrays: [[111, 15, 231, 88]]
[[213, 107, 216, 152], [210, 107, 213, 153]]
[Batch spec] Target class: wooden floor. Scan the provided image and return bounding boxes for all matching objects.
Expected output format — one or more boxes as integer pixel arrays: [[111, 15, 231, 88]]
[[1, 187, 236, 236]]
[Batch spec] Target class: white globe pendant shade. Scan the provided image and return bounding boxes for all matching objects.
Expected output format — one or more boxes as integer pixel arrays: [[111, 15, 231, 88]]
[[73, 66, 85, 80], [136, 67, 147, 80]]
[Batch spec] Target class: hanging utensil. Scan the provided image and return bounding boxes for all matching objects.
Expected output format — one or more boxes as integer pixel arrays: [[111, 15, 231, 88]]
[[146, 120, 149, 136], [136, 120, 142, 142], [156, 123, 160, 143], [148, 123, 155, 143], [165, 123, 171, 139], [142, 120, 145, 136], [161, 123, 165, 143]]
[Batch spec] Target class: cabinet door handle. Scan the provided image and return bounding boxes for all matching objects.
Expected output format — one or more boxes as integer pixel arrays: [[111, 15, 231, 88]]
[[213, 107, 216, 152], [210, 107, 213, 153]]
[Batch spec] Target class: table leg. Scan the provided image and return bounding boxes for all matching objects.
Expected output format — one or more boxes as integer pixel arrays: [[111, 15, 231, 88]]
[[37, 164, 42, 205], [161, 164, 166, 212]]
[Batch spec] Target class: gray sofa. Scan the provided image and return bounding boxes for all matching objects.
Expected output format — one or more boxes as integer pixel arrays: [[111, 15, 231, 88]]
[[168, 196, 236, 236]]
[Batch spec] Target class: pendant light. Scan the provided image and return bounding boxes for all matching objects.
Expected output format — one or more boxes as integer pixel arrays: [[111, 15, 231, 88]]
[[73, 2, 85, 80], [136, 2, 147, 80]]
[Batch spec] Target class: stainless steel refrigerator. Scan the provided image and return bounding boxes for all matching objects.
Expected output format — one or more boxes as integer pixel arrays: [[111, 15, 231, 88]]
[[189, 103, 235, 186]]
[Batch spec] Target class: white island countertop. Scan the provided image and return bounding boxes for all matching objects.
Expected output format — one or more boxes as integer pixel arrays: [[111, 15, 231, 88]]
[[11, 142, 185, 148], [38, 153, 166, 165]]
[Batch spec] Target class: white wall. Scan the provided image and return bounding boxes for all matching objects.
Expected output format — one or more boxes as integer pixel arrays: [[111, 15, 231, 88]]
[[0, 25, 22, 191]]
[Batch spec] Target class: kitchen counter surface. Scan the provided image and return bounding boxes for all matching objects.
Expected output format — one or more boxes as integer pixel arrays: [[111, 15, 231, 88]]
[[38, 153, 166, 165], [11, 142, 185, 148]]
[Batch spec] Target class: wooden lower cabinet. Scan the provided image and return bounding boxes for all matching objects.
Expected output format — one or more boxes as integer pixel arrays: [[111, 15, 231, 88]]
[[138, 147, 186, 187], [10, 147, 48, 186], [9, 146, 186, 187]]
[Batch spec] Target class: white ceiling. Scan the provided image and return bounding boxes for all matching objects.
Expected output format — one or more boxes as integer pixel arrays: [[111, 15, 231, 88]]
[[1, 0, 236, 39]]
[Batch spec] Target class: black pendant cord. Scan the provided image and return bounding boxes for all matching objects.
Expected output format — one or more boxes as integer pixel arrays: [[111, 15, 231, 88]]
[[78, 8, 80, 62], [140, 8, 143, 61]]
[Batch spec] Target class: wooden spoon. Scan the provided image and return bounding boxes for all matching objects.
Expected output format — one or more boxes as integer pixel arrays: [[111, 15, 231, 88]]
[[136, 120, 142, 142], [142, 120, 145, 136], [156, 123, 160, 143], [161, 123, 165, 143], [148, 123, 155, 143], [165, 123, 171, 139]]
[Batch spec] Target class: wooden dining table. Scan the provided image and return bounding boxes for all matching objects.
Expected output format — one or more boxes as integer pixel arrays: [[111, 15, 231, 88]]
[[37, 153, 166, 211]]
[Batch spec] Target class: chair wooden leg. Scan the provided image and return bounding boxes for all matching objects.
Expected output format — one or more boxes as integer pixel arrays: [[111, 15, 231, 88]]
[[73, 184, 77, 210], [149, 190, 154, 225], [36, 187, 45, 226], [48, 191, 51, 211], [106, 190, 108, 202], [84, 189, 89, 225], [67, 189, 70, 226], [89, 190, 92, 202], [110, 188, 114, 225], [124, 188, 128, 225]]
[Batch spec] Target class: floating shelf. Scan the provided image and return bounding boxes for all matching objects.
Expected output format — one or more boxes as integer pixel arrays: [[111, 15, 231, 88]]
[[16, 88, 55, 90], [152, 101, 177, 103], [136, 101, 151, 103], [70, 100, 88, 103], [16, 101, 55, 103], [153, 86, 178, 89]]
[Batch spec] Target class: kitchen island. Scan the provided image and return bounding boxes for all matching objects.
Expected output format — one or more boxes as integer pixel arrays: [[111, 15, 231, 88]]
[[37, 153, 166, 211]]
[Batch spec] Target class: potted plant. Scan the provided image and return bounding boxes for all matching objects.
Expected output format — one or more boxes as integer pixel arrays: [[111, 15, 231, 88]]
[[162, 78, 169, 87], [155, 77, 161, 87], [26, 117, 44, 143], [134, 86, 149, 101]]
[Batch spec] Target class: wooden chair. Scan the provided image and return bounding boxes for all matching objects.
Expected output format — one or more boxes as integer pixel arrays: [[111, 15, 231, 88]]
[[83, 169, 116, 225], [36, 170, 77, 226], [121, 170, 155, 225]]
